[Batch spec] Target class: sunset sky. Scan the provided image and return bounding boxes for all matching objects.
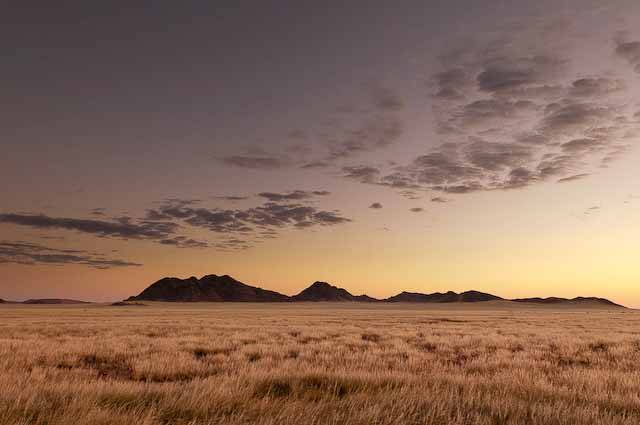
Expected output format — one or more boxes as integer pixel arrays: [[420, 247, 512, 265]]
[[2, 1, 640, 306]]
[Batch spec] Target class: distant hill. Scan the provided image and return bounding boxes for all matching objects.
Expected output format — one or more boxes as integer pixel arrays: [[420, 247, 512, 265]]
[[117, 274, 625, 308], [386, 290, 502, 303], [292, 281, 377, 302], [127, 274, 289, 302], [22, 299, 91, 305], [111, 301, 147, 307], [512, 297, 623, 308]]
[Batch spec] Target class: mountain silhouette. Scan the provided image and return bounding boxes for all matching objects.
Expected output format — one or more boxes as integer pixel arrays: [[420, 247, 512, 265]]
[[512, 296, 623, 308], [127, 274, 289, 302], [292, 281, 377, 302], [22, 299, 91, 304], [386, 290, 502, 303], [116, 274, 625, 308]]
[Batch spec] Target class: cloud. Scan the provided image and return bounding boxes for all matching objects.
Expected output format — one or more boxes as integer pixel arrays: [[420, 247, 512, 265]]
[[615, 39, 640, 73], [0, 213, 178, 240], [465, 140, 533, 171], [0, 241, 141, 269], [90, 208, 106, 216], [410, 151, 483, 186], [433, 68, 470, 100], [557, 173, 590, 183], [409, 207, 425, 213], [214, 195, 249, 201], [336, 29, 639, 196], [144, 198, 351, 250], [476, 55, 564, 95], [371, 87, 404, 111], [454, 99, 537, 129], [540, 102, 615, 137], [560, 138, 605, 153], [219, 86, 406, 170], [369, 202, 383, 209], [159, 237, 208, 249], [258, 190, 330, 202], [300, 160, 330, 169], [569, 78, 625, 97], [430, 197, 448, 203], [342, 165, 381, 184], [400, 190, 421, 200], [327, 116, 403, 160], [219, 155, 289, 169], [584, 205, 600, 215]]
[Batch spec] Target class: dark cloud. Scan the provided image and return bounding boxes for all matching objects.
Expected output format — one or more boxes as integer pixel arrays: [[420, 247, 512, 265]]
[[433, 68, 470, 100], [287, 129, 307, 139], [569, 78, 625, 97], [371, 87, 404, 111], [342, 165, 381, 184], [434, 182, 485, 194], [0, 241, 141, 269], [144, 198, 351, 250], [379, 172, 421, 189], [615, 39, 640, 73], [541, 103, 615, 136], [214, 195, 249, 201], [476, 55, 564, 95], [220, 155, 289, 169], [560, 138, 605, 153], [159, 237, 208, 249], [213, 238, 252, 251], [258, 190, 330, 202], [410, 151, 483, 186], [503, 167, 538, 189], [515, 133, 547, 145], [300, 160, 330, 169], [369, 202, 383, 209], [400, 190, 421, 200], [409, 207, 425, 213], [454, 99, 536, 129], [430, 197, 448, 203], [90, 208, 106, 216], [0, 213, 178, 240]]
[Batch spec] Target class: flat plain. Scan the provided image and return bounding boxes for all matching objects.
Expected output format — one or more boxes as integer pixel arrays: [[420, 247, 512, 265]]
[[1, 302, 639, 425]]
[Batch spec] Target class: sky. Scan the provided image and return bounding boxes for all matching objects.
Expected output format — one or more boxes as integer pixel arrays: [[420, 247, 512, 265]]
[[2, 1, 640, 306]]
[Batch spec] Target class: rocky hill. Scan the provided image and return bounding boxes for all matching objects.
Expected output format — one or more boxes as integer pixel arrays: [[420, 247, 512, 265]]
[[22, 299, 91, 304], [127, 274, 289, 302], [386, 290, 502, 303], [292, 281, 377, 302], [512, 296, 623, 308]]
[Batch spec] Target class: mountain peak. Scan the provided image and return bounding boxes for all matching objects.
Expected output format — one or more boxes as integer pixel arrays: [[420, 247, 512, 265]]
[[386, 290, 502, 303], [512, 296, 623, 308], [127, 274, 289, 302], [292, 281, 376, 302]]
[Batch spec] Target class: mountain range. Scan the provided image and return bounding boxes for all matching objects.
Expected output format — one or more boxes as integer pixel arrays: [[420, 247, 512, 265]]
[[0, 298, 91, 305], [124, 274, 625, 308]]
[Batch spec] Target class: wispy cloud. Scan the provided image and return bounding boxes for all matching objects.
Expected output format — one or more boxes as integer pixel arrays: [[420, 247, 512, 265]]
[[0, 241, 141, 269]]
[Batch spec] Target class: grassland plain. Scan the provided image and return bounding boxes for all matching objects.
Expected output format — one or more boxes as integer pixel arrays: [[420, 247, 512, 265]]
[[0, 302, 639, 425]]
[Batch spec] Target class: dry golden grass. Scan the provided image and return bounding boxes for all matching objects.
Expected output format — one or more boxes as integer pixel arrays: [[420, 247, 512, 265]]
[[1, 302, 639, 425]]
